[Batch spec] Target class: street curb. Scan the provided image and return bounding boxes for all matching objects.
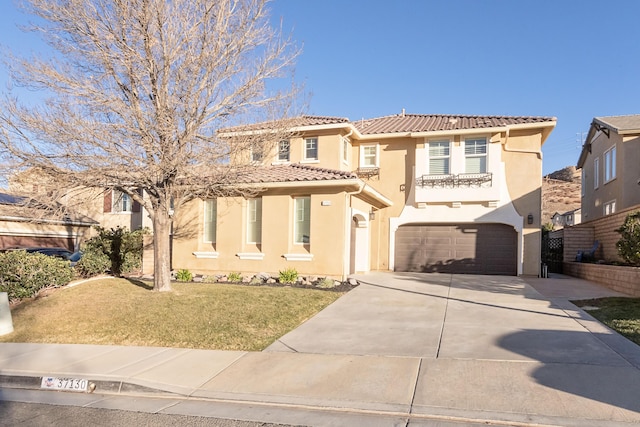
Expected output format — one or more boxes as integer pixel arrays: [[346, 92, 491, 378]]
[[0, 374, 180, 397]]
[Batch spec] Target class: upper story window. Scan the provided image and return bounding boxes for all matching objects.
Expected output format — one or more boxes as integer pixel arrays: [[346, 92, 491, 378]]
[[294, 196, 310, 244], [604, 146, 616, 182], [304, 138, 318, 161], [246, 198, 262, 244], [342, 137, 349, 164], [113, 190, 132, 213], [204, 199, 217, 243], [593, 157, 600, 189], [428, 141, 450, 175], [464, 138, 487, 173], [251, 143, 263, 162], [278, 140, 290, 162], [360, 144, 379, 168]]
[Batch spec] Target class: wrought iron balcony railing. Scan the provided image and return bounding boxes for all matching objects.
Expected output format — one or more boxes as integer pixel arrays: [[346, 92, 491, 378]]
[[416, 172, 492, 188]]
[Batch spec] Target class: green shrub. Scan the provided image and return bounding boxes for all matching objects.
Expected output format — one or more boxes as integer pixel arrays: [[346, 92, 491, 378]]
[[0, 251, 74, 301], [228, 272, 242, 283], [81, 226, 147, 277], [278, 267, 298, 284], [175, 269, 193, 282], [616, 211, 640, 266], [74, 248, 110, 278]]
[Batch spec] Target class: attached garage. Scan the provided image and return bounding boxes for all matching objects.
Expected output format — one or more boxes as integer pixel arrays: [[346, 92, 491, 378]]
[[394, 223, 517, 275]]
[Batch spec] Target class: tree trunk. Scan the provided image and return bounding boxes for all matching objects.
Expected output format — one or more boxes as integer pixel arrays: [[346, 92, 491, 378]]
[[153, 209, 173, 292]]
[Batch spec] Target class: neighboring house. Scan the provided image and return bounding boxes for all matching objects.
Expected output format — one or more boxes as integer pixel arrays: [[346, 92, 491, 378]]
[[551, 208, 581, 229], [0, 192, 96, 251], [153, 112, 556, 279], [578, 115, 640, 221]]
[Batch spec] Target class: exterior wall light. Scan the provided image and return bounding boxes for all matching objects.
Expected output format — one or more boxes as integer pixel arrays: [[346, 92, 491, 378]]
[[527, 214, 534, 225]]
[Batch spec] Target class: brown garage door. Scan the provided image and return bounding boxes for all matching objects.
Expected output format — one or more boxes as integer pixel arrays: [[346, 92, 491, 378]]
[[395, 223, 517, 275]]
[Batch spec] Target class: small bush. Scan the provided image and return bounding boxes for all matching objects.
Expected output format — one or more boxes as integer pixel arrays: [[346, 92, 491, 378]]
[[616, 211, 640, 266], [175, 269, 193, 282], [74, 249, 110, 278], [278, 267, 298, 284], [228, 272, 242, 283], [0, 251, 74, 301], [81, 226, 147, 277]]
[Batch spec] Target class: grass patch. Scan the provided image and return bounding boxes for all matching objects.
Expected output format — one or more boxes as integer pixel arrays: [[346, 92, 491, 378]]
[[573, 297, 640, 345], [0, 278, 344, 351]]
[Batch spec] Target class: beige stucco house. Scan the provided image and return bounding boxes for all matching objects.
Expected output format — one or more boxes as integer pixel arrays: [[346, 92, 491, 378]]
[[578, 115, 640, 221], [0, 192, 95, 251], [153, 112, 556, 279]]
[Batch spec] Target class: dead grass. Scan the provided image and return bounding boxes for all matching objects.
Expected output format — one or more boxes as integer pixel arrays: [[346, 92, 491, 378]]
[[0, 278, 344, 351]]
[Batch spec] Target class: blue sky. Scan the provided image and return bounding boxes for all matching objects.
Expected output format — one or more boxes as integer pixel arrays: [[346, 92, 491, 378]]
[[2, 1, 639, 175]]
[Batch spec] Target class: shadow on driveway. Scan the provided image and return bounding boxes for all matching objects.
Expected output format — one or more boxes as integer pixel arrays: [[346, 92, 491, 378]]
[[498, 329, 640, 414]]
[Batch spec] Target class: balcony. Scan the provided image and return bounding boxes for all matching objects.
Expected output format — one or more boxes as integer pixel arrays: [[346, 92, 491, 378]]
[[416, 173, 492, 188], [355, 167, 380, 179], [414, 172, 499, 204]]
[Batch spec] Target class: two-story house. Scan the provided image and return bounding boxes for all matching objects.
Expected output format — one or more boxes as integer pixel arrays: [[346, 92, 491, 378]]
[[577, 115, 640, 221], [159, 113, 556, 279]]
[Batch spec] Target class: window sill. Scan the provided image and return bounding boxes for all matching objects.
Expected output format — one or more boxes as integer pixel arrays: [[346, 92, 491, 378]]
[[271, 160, 291, 166], [193, 251, 219, 259], [300, 159, 320, 164], [237, 252, 265, 260], [283, 253, 314, 261]]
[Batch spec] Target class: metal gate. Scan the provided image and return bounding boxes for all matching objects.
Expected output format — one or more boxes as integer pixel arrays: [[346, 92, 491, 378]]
[[542, 233, 563, 274]]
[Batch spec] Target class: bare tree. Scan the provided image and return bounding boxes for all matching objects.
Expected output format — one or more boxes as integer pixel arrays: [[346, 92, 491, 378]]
[[0, 0, 300, 291]]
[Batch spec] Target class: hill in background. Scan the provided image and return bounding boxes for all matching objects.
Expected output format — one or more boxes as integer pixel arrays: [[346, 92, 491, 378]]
[[542, 166, 581, 226]]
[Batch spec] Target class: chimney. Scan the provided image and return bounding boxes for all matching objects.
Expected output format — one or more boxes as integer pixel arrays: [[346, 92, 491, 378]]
[[401, 108, 405, 117]]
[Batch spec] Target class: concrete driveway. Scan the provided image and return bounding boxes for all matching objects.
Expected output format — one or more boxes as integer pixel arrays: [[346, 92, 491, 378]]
[[265, 272, 640, 423]]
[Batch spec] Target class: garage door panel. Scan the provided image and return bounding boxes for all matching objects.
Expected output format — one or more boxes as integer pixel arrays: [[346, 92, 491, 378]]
[[395, 223, 517, 276]]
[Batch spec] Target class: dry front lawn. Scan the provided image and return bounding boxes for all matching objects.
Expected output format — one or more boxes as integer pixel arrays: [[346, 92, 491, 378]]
[[1, 278, 344, 351]]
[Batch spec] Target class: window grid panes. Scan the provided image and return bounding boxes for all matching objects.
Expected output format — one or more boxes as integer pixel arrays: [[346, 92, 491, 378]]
[[594, 157, 600, 189], [294, 197, 310, 244], [278, 140, 290, 162], [247, 198, 262, 244], [342, 137, 349, 163], [604, 146, 616, 182], [362, 145, 377, 167], [113, 191, 131, 212], [464, 138, 487, 173], [204, 199, 217, 243], [428, 141, 450, 175], [305, 138, 318, 160]]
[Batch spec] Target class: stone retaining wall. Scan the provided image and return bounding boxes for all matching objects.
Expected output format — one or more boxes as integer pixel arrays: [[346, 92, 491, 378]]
[[563, 262, 640, 297]]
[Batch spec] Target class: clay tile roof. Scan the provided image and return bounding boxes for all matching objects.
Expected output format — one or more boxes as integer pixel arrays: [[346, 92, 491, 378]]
[[221, 115, 350, 133], [352, 113, 556, 135], [237, 164, 357, 184]]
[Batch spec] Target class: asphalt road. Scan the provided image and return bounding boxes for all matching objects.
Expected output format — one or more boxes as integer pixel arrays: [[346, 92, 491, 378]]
[[0, 401, 296, 427]]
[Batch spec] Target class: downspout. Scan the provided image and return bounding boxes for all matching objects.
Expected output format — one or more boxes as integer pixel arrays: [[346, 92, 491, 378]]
[[502, 127, 543, 157], [343, 180, 366, 280]]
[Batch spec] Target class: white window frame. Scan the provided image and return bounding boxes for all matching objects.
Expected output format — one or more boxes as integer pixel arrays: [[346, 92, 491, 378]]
[[204, 199, 217, 243], [604, 200, 616, 216], [278, 140, 290, 162], [593, 157, 600, 189], [294, 196, 310, 244], [246, 198, 262, 244], [303, 137, 318, 161], [464, 137, 488, 174], [604, 146, 616, 183], [342, 136, 349, 164], [427, 140, 451, 175], [113, 190, 132, 213], [359, 144, 379, 168]]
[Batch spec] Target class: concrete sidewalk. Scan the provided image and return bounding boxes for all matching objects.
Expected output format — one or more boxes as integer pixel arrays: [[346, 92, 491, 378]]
[[1, 273, 640, 426]]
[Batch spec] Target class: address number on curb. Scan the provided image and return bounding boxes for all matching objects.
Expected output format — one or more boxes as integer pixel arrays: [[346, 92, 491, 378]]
[[41, 377, 89, 392]]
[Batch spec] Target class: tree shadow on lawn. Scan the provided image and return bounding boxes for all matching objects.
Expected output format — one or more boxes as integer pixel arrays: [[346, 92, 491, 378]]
[[124, 278, 153, 291]]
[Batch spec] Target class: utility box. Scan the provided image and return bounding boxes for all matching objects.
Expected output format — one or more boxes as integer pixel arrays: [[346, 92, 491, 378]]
[[0, 292, 13, 336]]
